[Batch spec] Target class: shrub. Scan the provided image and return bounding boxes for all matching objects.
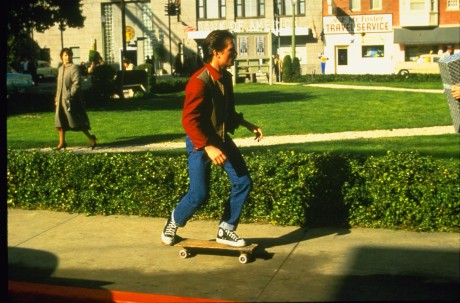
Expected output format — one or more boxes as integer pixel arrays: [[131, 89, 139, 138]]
[[282, 55, 302, 82], [298, 73, 441, 84], [282, 55, 292, 81], [343, 151, 460, 232], [154, 78, 188, 93], [292, 57, 301, 79], [87, 64, 117, 102], [7, 149, 459, 232]]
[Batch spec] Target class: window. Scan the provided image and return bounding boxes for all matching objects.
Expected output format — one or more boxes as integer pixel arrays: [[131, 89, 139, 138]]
[[362, 45, 384, 57], [70, 47, 81, 64], [350, 0, 361, 11], [255, 36, 266, 56], [198, 0, 226, 19], [238, 36, 249, 56], [370, 0, 382, 10], [447, 0, 459, 10], [274, 0, 305, 16], [236, 0, 265, 17]]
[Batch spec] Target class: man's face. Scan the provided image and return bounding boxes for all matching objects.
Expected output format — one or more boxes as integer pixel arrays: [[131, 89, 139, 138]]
[[62, 52, 72, 65], [216, 39, 237, 69]]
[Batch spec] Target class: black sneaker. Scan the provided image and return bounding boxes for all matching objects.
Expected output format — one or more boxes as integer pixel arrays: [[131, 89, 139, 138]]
[[216, 227, 246, 247], [161, 216, 178, 245]]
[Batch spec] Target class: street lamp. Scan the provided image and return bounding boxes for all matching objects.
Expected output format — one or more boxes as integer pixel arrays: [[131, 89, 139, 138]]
[[291, 0, 297, 60]]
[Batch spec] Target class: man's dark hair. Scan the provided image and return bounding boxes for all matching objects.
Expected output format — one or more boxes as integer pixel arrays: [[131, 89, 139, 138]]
[[60, 48, 73, 58], [201, 30, 234, 63]]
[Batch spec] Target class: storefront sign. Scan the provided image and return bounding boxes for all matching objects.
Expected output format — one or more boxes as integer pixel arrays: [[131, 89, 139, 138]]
[[323, 14, 392, 34], [198, 19, 299, 33]]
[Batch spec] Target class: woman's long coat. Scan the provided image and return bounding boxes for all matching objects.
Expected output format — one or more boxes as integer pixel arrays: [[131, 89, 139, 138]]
[[54, 63, 90, 130]]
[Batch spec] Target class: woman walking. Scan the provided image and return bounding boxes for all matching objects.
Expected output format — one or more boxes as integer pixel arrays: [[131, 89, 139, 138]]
[[54, 48, 97, 150]]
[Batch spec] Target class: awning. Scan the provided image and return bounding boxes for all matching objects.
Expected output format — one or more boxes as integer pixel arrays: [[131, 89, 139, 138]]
[[394, 26, 460, 44]]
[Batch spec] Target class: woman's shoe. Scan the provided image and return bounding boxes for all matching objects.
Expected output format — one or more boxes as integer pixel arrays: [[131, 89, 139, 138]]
[[54, 142, 67, 151], [90, 135, 97, 150]]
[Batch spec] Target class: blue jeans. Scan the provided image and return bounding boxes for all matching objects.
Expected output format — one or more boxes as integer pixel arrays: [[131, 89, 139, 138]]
[[172, 136, 252, 231]]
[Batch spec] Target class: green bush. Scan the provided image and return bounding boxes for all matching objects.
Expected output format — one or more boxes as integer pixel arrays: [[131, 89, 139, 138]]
[[154, 78, 188, 93], [87, 64, 117, 102], [282, 55, 292, 81], [297, 73, 441, 84], [282, 55, 303, 82], [343, 151, 460, 232], [7, 149, 459, 232]]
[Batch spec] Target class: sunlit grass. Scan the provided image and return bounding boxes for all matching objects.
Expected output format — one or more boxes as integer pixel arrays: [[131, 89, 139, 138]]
[[7, 81, 458, 164]]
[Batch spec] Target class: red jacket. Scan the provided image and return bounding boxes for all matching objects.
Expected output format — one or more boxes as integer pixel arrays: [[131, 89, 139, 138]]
[[182, 64, 243, 150]]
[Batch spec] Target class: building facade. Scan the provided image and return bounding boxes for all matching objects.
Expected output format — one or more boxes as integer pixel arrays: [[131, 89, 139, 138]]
[[32, 0, 324, 75], [322, 0, 459, 74], [32, 0, 458, 76]]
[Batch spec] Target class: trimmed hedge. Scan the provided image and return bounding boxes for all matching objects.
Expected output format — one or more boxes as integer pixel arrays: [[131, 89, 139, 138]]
[[7, 149, 459, 232], [298, 73, 441, 84]]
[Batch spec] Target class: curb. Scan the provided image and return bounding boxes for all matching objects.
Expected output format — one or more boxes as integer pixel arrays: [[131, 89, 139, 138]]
[[9, 280, 234, 303]]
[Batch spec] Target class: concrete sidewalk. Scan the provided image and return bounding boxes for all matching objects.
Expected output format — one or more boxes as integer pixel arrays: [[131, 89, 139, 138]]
[[7, 209, 459, 302]]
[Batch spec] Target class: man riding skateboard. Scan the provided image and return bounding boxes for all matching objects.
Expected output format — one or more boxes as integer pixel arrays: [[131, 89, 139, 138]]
[[161, 30, 263, 247]]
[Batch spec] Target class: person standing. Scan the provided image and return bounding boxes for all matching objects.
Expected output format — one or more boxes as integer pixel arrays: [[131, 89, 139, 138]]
[[54, 48, 97, 150], [442, 45, 453, 59], [123, 58, 135, 70], [273, 54, 283, 82], [161, 30, 263, 247], [22, 57, 30, 74], [29, 57, 38, 85]]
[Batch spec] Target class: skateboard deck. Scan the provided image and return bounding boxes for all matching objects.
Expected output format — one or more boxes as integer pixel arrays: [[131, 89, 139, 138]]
[[173, 238, 258, 264]]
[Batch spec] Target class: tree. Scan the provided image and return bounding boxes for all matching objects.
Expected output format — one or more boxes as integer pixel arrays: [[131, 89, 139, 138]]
[[282, 55, 301, 82], [282, 55, 293, 82], [7, 0, 85, 62], [8, 0, 85, 35]]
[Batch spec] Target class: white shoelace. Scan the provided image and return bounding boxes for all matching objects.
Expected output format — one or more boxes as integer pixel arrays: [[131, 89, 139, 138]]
[[164, 221, 177, 237]]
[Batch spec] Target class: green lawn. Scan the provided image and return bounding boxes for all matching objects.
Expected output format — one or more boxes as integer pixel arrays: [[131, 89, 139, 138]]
[[7, 82, 459, 163]]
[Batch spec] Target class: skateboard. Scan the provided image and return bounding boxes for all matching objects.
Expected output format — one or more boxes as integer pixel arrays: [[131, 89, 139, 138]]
[[173, 238, 258, 264]]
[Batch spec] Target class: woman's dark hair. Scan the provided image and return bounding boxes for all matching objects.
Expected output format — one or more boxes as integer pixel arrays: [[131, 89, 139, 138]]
[[201, 30, 234, 63], [60, 48, 73, 58]]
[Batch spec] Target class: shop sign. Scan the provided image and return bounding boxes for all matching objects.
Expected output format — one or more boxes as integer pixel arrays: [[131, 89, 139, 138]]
[[198, 19, 299, 33], [323, 14, 392, 34]]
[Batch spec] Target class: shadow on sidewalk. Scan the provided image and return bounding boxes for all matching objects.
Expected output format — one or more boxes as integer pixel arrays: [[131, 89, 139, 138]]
[[8, 247, 114, 302], [247, 227, 351, 258]]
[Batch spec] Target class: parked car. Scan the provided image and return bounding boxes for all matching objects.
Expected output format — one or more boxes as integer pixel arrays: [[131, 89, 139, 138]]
[[395, 54, 441, 76], [7, 66, 34, 95], [36, 60, 58, 79]]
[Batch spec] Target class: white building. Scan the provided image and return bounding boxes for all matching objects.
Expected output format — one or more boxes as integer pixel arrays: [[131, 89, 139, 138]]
[[32, 0, 325, 75]]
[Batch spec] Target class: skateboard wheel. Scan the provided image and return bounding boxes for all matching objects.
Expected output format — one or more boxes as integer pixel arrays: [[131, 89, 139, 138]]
[[179, 249, 189, 259], [239, 253, 249, 264]]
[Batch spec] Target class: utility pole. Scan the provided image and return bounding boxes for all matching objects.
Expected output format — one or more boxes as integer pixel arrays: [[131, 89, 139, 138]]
[[169, 1, 172, 75], [121, 0, 127, 68], [120, 0, 127, 99], [291, 0, 297, 60]]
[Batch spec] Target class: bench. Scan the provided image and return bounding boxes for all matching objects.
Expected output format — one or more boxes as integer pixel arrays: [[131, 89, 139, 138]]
[[115, 69, 147, 92]]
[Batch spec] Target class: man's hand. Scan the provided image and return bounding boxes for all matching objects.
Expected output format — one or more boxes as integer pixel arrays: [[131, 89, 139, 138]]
[[240, 118, 264, 142], [204, 145, 227, 166], [452, 85, 460, 100], [252, 127, 263, 142]]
